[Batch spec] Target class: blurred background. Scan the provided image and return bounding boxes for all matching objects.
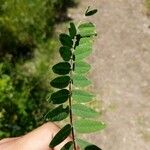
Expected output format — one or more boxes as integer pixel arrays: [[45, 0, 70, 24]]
[[0, 0, 150, 150], [0, 0, 77, 138]]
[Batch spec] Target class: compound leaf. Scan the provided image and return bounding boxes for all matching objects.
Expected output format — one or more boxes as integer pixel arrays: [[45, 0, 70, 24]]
[[59, 46, 72, 61], [73, 75, 91, 88], [49, 124, 72, 148], [72, 104, 99, 118], [78, 22, 96, 37], [45, 105, 69, 121], [50, 76, 70, 89], [72, 90, 94, 103], [52, 62, 71, 75], [75, 61, 91, 74], [50, 89, 70, 104], [74, 119, 106, 133], [69, 22, 77, 39], [59, 34, 73, 47]]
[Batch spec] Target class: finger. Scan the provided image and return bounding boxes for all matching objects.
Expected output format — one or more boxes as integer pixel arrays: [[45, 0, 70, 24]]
[[18, 122, 58, 150], [0, 137, 20, 145], [18, 122, 74, 150]]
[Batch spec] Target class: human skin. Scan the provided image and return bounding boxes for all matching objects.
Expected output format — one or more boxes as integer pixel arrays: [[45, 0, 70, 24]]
[[0, 122, 76, 150]]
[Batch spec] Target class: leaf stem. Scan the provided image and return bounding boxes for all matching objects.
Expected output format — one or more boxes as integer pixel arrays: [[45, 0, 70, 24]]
[[68, 35, 77, 150], [69, 82, 76, 150]]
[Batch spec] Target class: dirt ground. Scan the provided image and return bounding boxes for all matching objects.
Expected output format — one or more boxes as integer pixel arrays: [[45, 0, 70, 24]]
[[68, 0, 150, 149]]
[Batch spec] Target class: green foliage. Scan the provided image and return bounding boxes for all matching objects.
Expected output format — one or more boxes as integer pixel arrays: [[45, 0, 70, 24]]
[[59, 46, 72, 61], [49, 124, 72, 148], [52, 62, 71, 75], [50, 89, 70, 104], [145, 0, 150, 15], [73, 75, 91, 87], [85, 6, 98, 16], [45, 105, 69, 122], [50, 76, 71, 89], [76, 138, 101, 150], [59, 34, 73, 47], [78, 22, 97, 37], [72, 104, 99, 118], [61, 141, 73, 150], [48, 7, 105, 150], [0, 0, 76, 138], [72, 90, 94, 103], [75, 61, 91, 74], [0, 60, 52, 137], [74, 119, 106, 133]]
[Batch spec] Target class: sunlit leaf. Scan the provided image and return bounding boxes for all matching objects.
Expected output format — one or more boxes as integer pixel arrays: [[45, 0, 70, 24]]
[[45, 105, 69, 121], [50, 89, 70, 104], [74, 119, 106, 133], [69, 22, 77, 39], [78, 22, 96, 37], [75, 42, 92, 60], [49, 124, 72, 148], [75, 61, 91, 74], [52, 62, 71, 75], [59, 34, 73, 47], [73, 75, 91, 87], [50, 76, 70, 89], [72, 90, 94, 103], [72, 104, 99, 118], [59, 46, 72, 61], [76, 138, 91, 150], [79, 37, 93, 45]]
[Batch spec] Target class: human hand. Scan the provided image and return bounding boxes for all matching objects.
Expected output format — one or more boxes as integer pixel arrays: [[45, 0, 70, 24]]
[[0, 122, 76, 150]]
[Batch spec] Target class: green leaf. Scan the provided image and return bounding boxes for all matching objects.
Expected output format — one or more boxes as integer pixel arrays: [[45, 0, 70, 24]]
[[72, 90, 94, 103], [45, 105, 69, 121], [59, 46, 72, 61], [74, 34, 81, 48], [75, 41, 92, 60], [76, 138, 91, 150], [50, 76, 70, 89], [77, 138, 102, 150], [79, 37, 93, 45], [74, 119, 106, 133], [85, 145, 102, 150], [73, 75, 91, 88], [61, 141, 73, 150], [85, 6, 98, 16], [69, 22, 77, 39], [72, 104, 99, 118], [52, 62, 71, 75], [75, 61, 91, 74], [59, 34, 73, 47], [50, 89, 70, 104], [78, 22, 96, 37], [49, 124, 72, 148]]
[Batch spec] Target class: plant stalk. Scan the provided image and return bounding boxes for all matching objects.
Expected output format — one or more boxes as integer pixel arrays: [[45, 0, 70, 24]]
[[68, 34, 77, 150], [69, 82, 77, 150]]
